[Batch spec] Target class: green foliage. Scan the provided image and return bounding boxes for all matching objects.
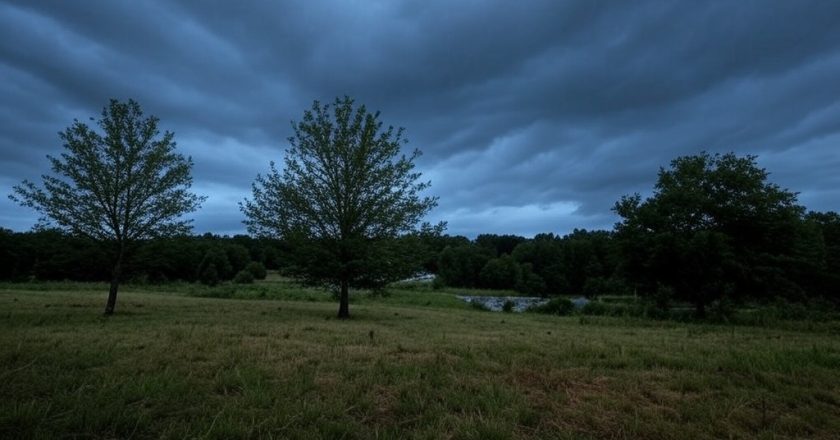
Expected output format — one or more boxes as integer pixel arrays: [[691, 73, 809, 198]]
[[582, 277, 629, 299], [511, 234, 565, 293], [475, 234, 526, 257], [417, 234, 470, 273], [0, 228, 18, 280], [198, 263, 220, 287], [469, 300, 490, 311], [245, 261, 267, 280], [225, 244, 251, 274], [232, 269, 255, 284], [241, 96, 440, 318], [614, 152, 807, 316], [197, 248, 232, 282], [579, 301, 634, 317], [515, 263, 547, 296], [501, 300, 514, 313], [9, 99, 204, 314], [10, 99, 204, 243], [530, 297, 575, 316], [435, 229, 619, 297], [803, 211, 840, 301], [130, 235, 204, 283], [437, 245, 493, 288], [479, 255, 521, 290]]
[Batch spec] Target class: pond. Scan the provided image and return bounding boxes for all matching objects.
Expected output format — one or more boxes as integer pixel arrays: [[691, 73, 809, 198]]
[[456, 295, 548, 312]]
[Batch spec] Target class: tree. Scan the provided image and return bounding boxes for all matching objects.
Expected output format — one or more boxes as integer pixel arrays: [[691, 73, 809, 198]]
[[225, 244, 251, 274], [241, 96, 440, 318], [0, 228, 21, 280], [479, 255, 522, 290], [803, 211, 840, 300], [245, 261, 268, 280], [511, 234, 567, 294], [515, 263, 547, 296], [475, 234, 526, 257], [11, 99, 204, 314], [613, 152, 803, 316], [437, 244, 493, 288], [197, 247, 233, 283]]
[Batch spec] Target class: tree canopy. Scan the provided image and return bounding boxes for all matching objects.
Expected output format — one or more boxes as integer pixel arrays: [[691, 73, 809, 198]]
[[11, 99, 204, 314], [242, 96, 439, 318], [613, 152, 807, 315]]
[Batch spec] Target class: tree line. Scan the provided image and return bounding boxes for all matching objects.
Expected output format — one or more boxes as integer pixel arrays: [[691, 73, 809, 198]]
[[3, 193, 839, 319], [0, 230, 277, 285], [7, 97, 840, 318]]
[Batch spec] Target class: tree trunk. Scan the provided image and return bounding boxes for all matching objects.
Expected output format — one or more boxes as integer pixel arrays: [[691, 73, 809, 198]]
[[337, 278, 350, 319], [104, 244, 125, 316]]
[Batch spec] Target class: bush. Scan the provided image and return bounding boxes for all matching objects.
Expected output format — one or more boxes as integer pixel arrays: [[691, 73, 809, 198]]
[[199, 263, 220, 287], [197, 247, 233, 280], [245, 261, 267, 280], [469, 300, 490, 312], [502, 300, 514, 313], [233, 269, 255, 284], [531, 297, 575, 316], [580, 301, 609, 315]]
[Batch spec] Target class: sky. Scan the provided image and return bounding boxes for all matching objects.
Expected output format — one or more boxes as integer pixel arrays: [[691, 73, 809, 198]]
[[2, 0, 839, 238]]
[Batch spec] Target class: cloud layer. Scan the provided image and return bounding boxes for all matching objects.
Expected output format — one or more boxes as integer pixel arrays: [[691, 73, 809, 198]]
[[2, 0, 839, 237]]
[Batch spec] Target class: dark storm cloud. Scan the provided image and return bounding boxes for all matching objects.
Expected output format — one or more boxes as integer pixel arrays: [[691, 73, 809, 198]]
[[2, 0, 839, 237]]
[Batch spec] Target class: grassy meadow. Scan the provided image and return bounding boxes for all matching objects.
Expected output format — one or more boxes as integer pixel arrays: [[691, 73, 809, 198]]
[[2, 277, 840, 439]]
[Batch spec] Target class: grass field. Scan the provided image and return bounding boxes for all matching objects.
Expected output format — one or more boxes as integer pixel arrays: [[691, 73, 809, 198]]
[[2, 279, 839, 439]]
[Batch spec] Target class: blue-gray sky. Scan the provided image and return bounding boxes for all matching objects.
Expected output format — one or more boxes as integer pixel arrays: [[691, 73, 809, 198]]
[[2, 0, 839, 237]]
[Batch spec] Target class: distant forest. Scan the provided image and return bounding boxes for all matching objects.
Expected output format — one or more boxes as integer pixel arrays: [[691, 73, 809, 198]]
[[2, 211, 839, 313]]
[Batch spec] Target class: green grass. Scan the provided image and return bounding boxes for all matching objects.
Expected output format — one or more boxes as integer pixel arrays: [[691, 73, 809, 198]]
[[2, 281, 840, 439]]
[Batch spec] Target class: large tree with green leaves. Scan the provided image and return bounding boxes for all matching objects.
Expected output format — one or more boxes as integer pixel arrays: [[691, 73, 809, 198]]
[[613, 152, 804, 316], [11, 99, 204, 315], [242, 96, 440, 319]]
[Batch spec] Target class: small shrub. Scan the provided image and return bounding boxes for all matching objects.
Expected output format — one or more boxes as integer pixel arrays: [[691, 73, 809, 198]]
[[431, 276, 445, 290], [245, 261, 267, 280], [531, 297, 574, 316], [197, 248, 233, 280], [502, 300, 514, 313], [581, 301, 609, 315], [233, 270, 254, 284], [470, 300, 490, 311]]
